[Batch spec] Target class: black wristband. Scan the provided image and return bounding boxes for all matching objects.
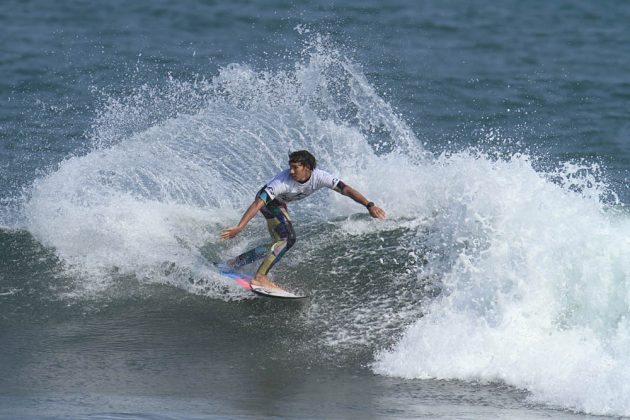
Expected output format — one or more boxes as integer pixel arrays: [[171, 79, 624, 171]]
[[366, 202, 375, 209]]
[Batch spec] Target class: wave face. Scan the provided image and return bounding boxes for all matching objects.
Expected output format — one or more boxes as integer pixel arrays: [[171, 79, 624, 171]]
[[19, 38, 630, 416]]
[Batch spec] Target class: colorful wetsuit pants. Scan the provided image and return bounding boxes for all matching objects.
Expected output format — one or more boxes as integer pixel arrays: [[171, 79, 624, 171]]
[[230, 193, 296, 276]]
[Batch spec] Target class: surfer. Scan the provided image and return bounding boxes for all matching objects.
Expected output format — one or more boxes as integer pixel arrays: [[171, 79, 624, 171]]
[[220, 150, 386, 289]]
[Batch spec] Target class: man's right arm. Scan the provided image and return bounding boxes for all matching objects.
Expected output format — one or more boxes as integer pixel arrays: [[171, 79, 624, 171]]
[[220, 198, 265, 240]]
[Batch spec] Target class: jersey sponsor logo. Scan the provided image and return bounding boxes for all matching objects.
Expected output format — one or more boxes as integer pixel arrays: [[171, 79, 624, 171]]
[[280, 192, 308, 201]]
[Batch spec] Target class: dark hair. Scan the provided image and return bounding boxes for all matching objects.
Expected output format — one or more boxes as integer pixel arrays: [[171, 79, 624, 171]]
[[288, 150, 316, 170]]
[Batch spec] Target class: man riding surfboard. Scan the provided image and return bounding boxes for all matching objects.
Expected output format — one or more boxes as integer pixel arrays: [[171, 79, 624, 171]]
[[220, 150, 386, 289]]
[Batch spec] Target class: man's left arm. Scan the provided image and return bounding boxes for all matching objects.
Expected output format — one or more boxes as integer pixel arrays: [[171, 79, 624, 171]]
[[334, 181, 386, 219]]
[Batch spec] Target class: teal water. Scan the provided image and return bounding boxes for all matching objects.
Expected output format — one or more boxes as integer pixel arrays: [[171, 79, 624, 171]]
[[1, 1, 629, 418]]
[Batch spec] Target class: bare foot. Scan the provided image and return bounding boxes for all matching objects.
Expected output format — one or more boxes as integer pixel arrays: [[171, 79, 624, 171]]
[[250, 273, 280, 289]]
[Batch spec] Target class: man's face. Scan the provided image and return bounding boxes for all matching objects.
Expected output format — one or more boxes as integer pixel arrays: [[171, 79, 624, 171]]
[[289, 161, 312, 182]]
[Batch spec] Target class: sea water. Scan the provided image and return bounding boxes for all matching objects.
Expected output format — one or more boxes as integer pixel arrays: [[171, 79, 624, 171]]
[[1, 1, 629, 418]]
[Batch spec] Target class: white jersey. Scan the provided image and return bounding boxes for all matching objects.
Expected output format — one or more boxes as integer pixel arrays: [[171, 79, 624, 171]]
[[262, 169, 341, 204]]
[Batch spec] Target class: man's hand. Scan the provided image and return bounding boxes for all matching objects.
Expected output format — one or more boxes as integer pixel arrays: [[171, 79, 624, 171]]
[[220, 226, 243, 240], [340, 185, 387, 220], [219, 198, 265, 241], [368, 205, 386, 220]]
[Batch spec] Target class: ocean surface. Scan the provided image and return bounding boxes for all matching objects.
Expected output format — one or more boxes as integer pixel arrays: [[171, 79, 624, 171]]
[[1, 1, 629, 418]]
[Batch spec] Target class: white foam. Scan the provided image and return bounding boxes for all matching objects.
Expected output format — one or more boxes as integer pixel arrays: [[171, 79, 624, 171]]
[[374, 152, 630, 416], [22, 37, 421, 299]]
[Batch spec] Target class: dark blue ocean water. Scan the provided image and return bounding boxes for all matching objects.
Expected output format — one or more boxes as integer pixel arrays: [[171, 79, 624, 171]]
[[1, 1, 629, 418]]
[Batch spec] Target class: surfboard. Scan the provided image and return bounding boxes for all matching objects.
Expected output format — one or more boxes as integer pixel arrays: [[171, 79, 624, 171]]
[[213, 262, 307, 299]]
